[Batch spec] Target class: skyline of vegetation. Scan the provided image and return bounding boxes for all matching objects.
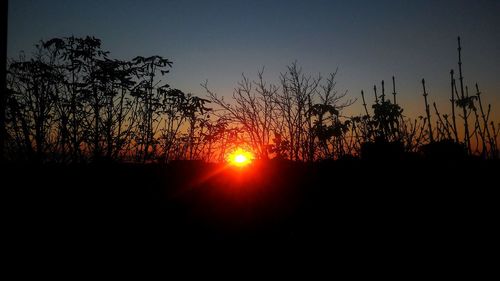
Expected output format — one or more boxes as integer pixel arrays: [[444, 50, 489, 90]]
[[4, 36, 499, 163]]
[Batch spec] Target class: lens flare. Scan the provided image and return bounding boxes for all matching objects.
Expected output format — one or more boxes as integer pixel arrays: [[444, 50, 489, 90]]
[[227, 148, 254, 167]]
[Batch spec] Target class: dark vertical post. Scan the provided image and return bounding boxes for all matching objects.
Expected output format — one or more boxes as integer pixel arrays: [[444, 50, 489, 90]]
[[0, 1, 8, 162]]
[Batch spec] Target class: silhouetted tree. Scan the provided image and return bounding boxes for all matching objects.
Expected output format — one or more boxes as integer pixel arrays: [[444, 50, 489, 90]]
[[204, 63, 354, 161], [7, 45, 63, 161], [129, 55, 172, 162], [203, 69, 278, 160]]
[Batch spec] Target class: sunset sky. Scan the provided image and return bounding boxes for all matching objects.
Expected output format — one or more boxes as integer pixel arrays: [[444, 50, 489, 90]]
[[8, 0, 500, 120]]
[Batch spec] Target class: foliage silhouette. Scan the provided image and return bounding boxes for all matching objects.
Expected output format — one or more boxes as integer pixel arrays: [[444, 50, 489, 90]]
[[3, 36, 499, 163]]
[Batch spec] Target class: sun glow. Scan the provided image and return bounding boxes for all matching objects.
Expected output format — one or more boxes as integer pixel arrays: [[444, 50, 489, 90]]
[[227, 148, 254, 167]]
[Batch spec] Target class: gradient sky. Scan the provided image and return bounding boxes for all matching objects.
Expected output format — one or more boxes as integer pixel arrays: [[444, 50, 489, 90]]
[[8, 0, 500, 121]]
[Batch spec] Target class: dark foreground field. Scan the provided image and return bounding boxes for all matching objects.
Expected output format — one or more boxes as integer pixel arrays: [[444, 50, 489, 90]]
[[5, 159, 499, 256]]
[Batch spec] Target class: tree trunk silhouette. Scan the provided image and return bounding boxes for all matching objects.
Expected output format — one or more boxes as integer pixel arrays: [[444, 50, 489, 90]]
[[0, 1, 7, 162]]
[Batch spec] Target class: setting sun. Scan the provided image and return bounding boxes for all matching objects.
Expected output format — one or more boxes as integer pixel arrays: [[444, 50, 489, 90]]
[[227, 148, 254, 167]]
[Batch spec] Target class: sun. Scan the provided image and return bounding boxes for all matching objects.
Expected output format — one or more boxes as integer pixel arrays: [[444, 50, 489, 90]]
[[227, 148, 254, 167]]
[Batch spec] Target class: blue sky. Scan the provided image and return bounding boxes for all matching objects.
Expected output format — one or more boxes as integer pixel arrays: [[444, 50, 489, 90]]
[[8, 0, 500, 119]]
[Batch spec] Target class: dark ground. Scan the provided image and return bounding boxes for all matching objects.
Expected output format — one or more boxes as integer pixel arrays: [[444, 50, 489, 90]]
[[4, 159, 499, 259]]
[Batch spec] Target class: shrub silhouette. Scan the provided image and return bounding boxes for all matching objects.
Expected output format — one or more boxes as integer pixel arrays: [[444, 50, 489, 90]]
[[420, 140, 467, 161], [3, 36, 499, 163]]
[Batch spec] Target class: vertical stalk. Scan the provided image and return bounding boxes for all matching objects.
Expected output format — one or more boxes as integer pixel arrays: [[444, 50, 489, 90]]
[[381, 80, 385, 102], [475, 83, 493, 157], [450, 70, 459, 142], [392, 76, 397, 105], [422, 79, 434, 143], [457, 36, 471, 154], [361, 90, 369, 117]]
